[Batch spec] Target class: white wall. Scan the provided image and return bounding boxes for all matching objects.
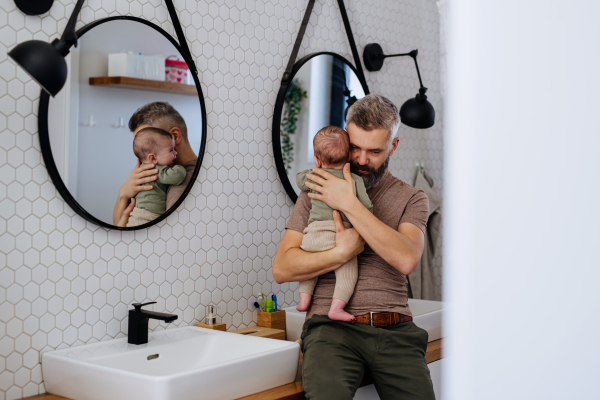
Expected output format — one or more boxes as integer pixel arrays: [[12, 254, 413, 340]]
[[0, 1, 443, 398], [444, 1, 600, 399]]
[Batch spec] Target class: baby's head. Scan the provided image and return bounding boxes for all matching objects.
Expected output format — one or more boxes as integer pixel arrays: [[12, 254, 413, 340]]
[[133, 127, 177, 167], [313, 126, 350, 169]]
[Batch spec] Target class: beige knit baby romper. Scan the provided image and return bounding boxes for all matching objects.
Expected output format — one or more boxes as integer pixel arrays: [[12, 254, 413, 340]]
[[296, 169, 373, 303]]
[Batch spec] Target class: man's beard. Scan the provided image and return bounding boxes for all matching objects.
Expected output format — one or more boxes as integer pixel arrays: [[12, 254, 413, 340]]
[[350, 156, 390, 189]]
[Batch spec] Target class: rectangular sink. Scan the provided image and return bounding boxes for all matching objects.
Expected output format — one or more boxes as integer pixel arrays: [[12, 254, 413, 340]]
[[283, 298, 445, 343], [42, 326, 300, 400]]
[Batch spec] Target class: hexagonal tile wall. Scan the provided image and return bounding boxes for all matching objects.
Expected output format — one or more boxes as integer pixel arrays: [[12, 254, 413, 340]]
[[0, 0, 443, 398]]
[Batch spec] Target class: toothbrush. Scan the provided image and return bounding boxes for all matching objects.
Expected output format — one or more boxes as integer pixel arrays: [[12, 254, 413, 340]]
[[257, 293, 266, 310], [253, 301, 263, 312], [272, 294, 278, 312]]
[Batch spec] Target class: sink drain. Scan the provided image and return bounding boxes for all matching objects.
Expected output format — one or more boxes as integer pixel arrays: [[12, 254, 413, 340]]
[[147, 354, 159, 360]]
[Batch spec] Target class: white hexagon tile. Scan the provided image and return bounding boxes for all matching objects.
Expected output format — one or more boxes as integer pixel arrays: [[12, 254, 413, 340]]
[[0, 0, 443, 398]]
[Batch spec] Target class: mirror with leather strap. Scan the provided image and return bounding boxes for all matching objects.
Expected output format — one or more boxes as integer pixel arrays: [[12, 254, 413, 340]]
[[35, 12, 207, 230], [272, 0, 369, 202]]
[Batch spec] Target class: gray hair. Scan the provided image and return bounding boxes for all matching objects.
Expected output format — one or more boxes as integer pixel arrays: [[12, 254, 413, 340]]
[[346, 94, 401, 140], [129, 102, 188, 143]]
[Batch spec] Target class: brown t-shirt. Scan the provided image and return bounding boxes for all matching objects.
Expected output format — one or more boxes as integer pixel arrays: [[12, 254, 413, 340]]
[[166, 159, 197, 209], [285, 170, 429, 318]]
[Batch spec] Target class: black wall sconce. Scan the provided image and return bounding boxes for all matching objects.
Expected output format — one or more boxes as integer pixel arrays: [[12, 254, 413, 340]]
[[14, 0, 54, 15], [8, 0, 196, 99], [8, 0, 84, 97], [363, 43, 435, 129]]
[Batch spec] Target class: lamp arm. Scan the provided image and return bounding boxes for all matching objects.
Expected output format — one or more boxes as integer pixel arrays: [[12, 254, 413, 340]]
[[59, 0, 85, 46], [382, 51, 413, 58], [380, 49, 426, 90], [410, 53, 426, 91]]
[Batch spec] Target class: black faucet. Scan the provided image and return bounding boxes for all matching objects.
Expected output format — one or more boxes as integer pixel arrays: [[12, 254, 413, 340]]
[[128, 302, 178, 345]]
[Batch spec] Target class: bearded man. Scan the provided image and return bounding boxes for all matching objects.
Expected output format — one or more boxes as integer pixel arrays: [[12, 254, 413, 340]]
[[273, 94, 436, 400]]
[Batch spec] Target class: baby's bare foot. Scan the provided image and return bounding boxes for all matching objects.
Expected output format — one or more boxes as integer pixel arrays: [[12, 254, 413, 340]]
[[328, 308, 356, 323], [296, 293, 312, 312], [328, 298, 355, 323]]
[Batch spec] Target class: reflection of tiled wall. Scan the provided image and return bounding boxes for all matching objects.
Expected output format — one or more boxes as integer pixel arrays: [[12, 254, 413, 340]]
[[0, 0, 442, 398]]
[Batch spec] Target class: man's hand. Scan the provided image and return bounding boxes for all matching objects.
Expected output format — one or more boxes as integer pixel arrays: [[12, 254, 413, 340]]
[[272, 208, 365, 284], [332, 210, 364, 262], [116, 199, 136, 227], [113, 160, 157, 225], [119, 160, 158, 200], [306, 163, 358, 213]]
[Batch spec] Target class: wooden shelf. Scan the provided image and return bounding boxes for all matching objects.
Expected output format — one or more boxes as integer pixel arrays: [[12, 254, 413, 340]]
[[89, 76, 197, 95]]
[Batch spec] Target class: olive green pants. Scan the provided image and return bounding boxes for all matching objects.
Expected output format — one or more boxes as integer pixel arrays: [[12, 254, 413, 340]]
[[301, 315, 436, 400]]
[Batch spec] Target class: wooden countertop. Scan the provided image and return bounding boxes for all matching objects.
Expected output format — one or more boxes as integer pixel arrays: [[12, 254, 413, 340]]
[[21, 339, 442, 400]]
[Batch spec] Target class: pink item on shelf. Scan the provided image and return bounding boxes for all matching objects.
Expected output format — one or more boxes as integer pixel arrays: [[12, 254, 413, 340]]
[[165, 57, 191, 85]]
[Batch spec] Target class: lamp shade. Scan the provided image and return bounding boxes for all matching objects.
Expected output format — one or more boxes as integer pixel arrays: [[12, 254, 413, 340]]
[[400, 90, 435, 129], [14, 0, 54, 15], [8, 39, 68, 97]]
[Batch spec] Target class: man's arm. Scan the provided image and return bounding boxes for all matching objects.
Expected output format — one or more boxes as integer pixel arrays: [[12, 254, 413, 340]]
[[112, 161, 158, 225], [272, 211, 365, 283], [305, 164, 425, 275], [344, 205, 424, 275]]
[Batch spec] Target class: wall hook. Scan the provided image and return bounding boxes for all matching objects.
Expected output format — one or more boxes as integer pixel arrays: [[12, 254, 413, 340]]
[[112, 117, 126, 128], [80, 115, 96, 127]]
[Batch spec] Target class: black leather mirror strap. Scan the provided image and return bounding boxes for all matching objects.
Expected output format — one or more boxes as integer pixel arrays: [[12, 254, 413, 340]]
[[282, 0, 316, 86], [164, 0, 198, 75], [281, 0, 368, 93]]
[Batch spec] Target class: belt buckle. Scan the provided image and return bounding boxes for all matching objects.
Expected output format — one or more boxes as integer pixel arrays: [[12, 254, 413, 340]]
[[369, 311, 386, 327]]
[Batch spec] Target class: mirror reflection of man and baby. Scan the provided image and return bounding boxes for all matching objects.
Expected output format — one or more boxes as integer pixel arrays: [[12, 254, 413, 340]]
[[112, 102, 197, 227], [115, 95, 435, 398]]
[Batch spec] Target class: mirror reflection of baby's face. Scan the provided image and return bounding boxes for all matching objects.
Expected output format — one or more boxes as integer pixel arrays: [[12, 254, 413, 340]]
[[146, 136, 177, 167]]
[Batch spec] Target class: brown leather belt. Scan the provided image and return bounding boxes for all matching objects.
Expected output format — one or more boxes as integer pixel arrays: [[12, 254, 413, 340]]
[[355, 312, 412, 327]]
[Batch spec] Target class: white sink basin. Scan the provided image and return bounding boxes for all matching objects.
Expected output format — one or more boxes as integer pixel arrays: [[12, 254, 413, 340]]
[[283, 298, 445, 343], [42, 326, 300, 400]]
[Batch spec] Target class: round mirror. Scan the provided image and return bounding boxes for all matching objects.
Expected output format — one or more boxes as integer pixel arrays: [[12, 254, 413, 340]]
[[272, 53, 368, 202], [39, 17, 206, 229]]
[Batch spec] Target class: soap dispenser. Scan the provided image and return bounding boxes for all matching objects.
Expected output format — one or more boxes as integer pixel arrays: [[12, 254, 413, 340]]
[[194, 305, 226, 331], [205, 305, 217, 325]]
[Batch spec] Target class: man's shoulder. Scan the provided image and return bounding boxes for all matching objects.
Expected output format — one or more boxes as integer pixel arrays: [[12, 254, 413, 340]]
[[379, 170, 416, 192], [184, 158, 197, 173], [373, 171, 425, 202]]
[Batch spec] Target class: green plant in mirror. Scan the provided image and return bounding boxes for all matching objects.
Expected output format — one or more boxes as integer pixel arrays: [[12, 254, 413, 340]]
[[281, 79, 307, 174]]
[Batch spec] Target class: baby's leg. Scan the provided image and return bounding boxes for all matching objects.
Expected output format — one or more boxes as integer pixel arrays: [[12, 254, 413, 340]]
[[126, 207, 161, 227], [328, 256, 358, 323], [297, 278, 318, 311], [296, 221, 338, 312]]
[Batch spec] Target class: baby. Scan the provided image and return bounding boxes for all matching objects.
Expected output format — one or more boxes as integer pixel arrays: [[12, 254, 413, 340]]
[[127, 127, 186, 227], [296, 126, 373, 322]]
